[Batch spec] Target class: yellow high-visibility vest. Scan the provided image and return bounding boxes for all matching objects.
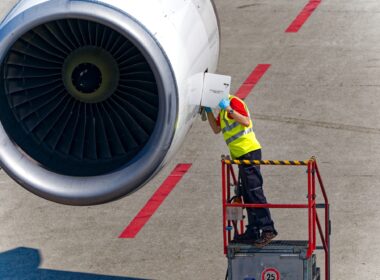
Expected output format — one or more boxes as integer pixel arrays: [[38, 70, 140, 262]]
[[219, 96, 261, 159]]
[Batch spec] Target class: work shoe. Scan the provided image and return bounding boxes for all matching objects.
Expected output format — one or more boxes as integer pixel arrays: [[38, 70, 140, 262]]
[[254, 230, 278, 248], [230, 230, 260, 244]]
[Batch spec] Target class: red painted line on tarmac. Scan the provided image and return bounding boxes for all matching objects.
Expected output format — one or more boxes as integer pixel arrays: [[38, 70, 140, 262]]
[[235, 64, 271, 100], [119, 164, 192, 238], [286, 0, 321, 33]]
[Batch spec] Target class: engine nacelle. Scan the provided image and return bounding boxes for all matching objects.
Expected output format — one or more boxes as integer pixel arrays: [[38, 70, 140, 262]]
[[0, 0, 220, 205]]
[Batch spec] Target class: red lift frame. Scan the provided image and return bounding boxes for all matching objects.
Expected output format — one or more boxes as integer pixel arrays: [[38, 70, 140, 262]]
[[221, 156, 330, 280]]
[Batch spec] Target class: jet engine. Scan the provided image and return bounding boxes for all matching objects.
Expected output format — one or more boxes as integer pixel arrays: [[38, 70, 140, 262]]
[[0, 0, 220, 205]]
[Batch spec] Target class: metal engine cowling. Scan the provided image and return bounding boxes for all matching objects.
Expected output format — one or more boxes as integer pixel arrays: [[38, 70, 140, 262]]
[[0, 0, 220, 205]]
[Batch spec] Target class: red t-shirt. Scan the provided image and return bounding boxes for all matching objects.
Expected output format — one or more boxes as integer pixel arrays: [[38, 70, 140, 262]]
[[216, 97, 248, 126]]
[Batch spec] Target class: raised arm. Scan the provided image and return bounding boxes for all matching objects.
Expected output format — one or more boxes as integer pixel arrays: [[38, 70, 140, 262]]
[[219, 98, 250, 127], [205, 108, 221, 134], [225, 105, 250, 127]]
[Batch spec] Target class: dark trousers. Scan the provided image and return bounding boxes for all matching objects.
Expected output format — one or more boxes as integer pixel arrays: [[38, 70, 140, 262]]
[[238, 149, 275, 233]]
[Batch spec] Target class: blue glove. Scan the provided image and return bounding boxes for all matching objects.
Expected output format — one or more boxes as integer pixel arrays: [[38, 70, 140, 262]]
[[218, 98, 230, 110], [204, 107, 212, 113]]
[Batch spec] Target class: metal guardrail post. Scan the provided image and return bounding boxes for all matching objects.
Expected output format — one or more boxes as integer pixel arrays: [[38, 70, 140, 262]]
[[221, 159, 227, 255]]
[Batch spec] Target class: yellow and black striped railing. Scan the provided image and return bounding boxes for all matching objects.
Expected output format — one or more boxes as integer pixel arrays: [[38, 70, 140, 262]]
[[222, 157, 314, 166]]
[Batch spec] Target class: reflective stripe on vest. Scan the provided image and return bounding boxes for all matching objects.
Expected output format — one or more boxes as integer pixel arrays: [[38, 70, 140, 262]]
[[225, 127, 254, 145], [222, 121, 240, 133]]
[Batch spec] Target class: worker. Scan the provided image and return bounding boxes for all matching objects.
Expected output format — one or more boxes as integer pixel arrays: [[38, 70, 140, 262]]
[[204, 96, 277, 247]]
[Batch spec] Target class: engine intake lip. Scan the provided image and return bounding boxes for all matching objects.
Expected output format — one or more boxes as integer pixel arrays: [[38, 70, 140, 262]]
[[0, 1, 178, 205]]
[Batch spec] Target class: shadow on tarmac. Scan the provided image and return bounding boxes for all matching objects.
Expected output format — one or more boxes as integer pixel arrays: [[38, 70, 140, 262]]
[[0, 247, 148, 280]]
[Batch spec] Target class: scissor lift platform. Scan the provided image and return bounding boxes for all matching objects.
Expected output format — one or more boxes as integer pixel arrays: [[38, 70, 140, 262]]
[[221, 157, 330, 280], [227, 241, 320, 280]]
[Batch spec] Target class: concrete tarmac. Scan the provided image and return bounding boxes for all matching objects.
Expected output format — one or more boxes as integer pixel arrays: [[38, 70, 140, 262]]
[[0, 0, 379, 279]]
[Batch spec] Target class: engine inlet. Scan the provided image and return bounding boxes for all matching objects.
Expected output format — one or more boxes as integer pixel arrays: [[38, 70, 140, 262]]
[[0, 19, 159, 176]]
